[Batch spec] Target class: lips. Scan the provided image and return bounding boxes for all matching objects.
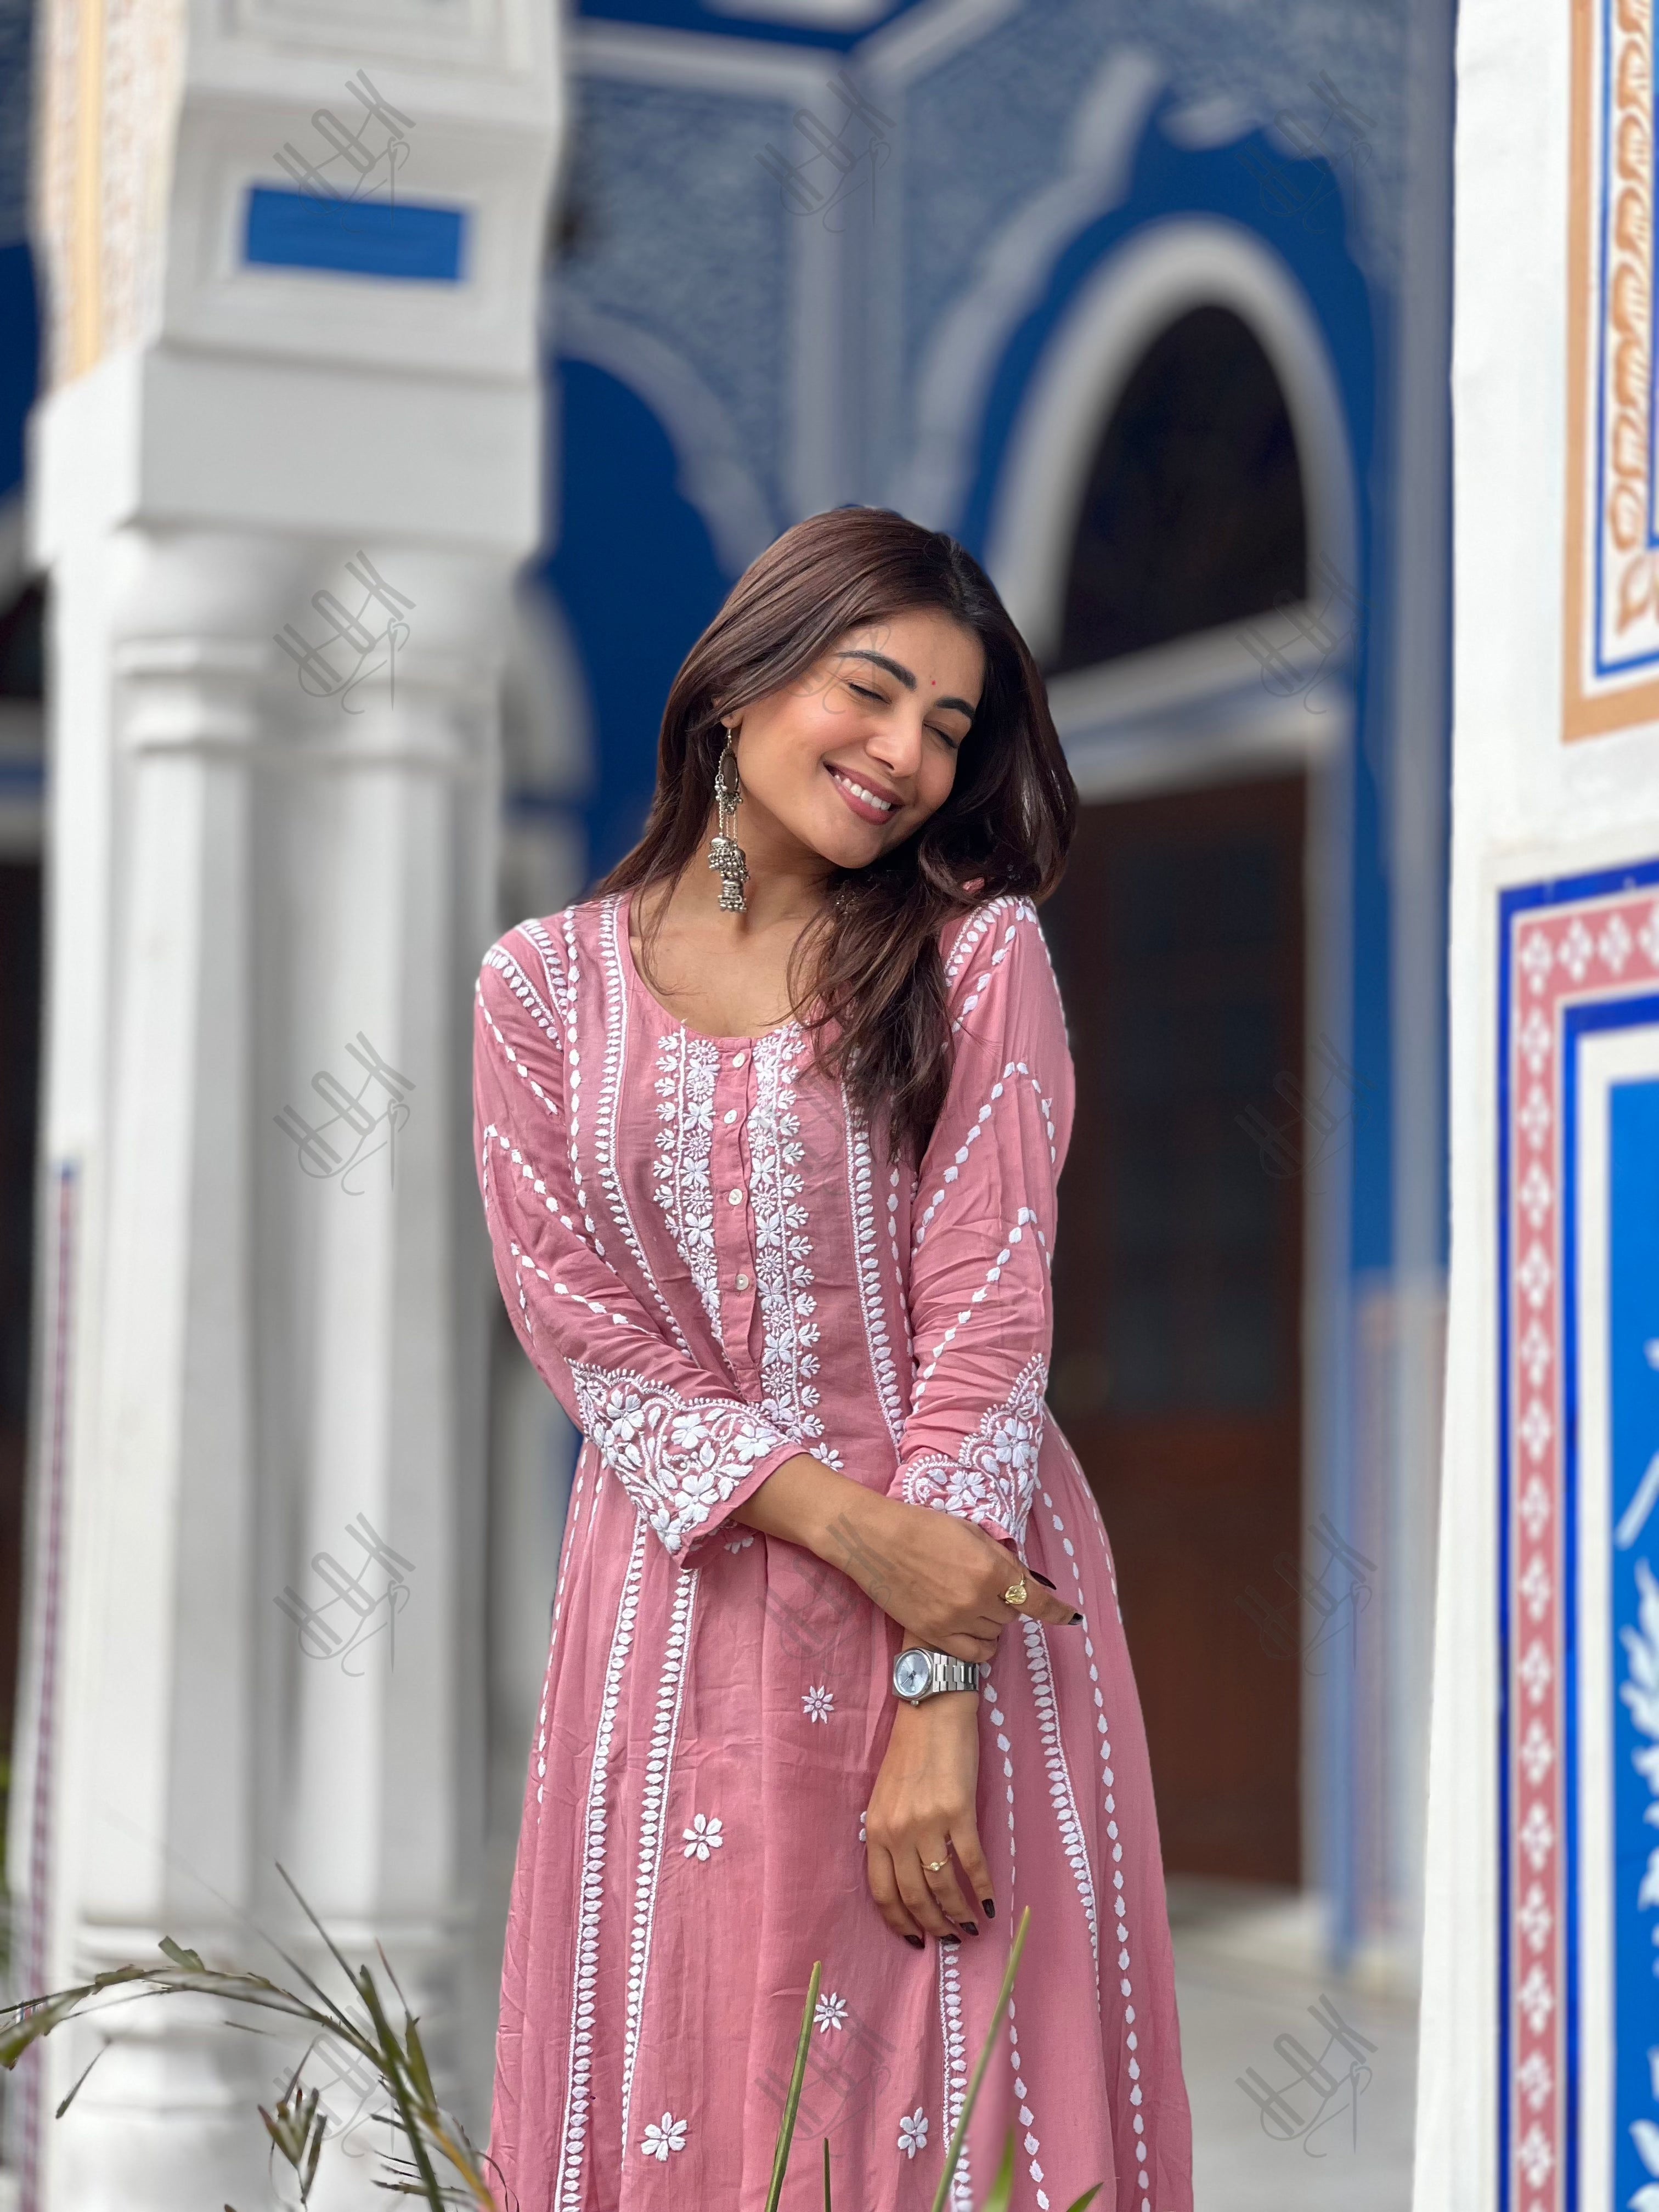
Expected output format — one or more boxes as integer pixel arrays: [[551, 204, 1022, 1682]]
[[826, 763, 900, 825]]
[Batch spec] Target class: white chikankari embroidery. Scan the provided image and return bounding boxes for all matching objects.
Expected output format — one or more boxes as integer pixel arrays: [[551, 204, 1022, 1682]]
[[724, 1529, 755, 1553], [652, 1029, 723, 1342], [571, 1363, 783, 1555], [815, 1991, 848, 2032], [898, 1355, 1048, 1543], [683, 1813, 724, 1860], [751, 1027, 843, 1468], [802, 1684, 836, 1723], [898, 2109, 930, 2158], [641, 2113, 687, 2160]]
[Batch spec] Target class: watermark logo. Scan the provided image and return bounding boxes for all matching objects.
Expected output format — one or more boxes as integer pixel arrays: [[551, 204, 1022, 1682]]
[[1236, 1513, 1376, 1677], [1237, 75, 1375, 233], [275, 552, 415, 715], [1237, 1991, 1376, 2154], [276, 1511, 414, 1675], [757, 72, 894, 230], [1235, 1031, 1373, 1184], [755, 1987, 896, 2148], [275, 70, 414, 228], [275, 1032, 414, 1195], [1239, 554, 1361, 715]]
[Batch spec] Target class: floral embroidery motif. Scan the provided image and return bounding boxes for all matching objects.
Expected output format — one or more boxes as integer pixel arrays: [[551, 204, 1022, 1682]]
[[898, 2109, 930, 2159], [898, 1355, 1048, 1543], [652, 1030, 723, 1342], [814, 1990, 848, 2032], [571, 1364, 783, 1556], [683, 1813, 724, 1861], [802, 1684, 836, 1724], [641, 2113, 687, 2160], [859, 1807, 868, 1845], [724, 1530, 755, 1553]]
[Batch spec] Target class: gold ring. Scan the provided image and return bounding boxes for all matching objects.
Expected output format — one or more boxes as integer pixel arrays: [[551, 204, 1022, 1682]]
[[926, 1858, 949, 1874], [1002, 1577, 1028, 1609]]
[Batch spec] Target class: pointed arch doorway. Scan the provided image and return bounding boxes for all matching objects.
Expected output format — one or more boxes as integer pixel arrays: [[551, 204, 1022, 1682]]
[[1022, 274, 1355, 1887]]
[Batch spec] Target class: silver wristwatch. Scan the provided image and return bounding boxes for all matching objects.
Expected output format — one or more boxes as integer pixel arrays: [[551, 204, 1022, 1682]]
[[891, 1646, 981, 1705]]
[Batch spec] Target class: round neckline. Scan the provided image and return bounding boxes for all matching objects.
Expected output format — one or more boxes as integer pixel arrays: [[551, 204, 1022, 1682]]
[[617, 889, 797, 1047]]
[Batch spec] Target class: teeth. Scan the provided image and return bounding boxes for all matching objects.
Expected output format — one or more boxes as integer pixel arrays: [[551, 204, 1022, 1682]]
[[832, 768, 895, 812]]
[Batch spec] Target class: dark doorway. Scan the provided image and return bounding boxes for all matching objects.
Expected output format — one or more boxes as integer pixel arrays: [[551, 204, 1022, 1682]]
[[1044, 777, 1306, 1882], [1052, 305, 1307, 674]]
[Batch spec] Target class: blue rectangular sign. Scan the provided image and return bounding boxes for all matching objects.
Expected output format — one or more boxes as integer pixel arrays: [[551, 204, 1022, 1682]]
[[242, 186, 467, 283]]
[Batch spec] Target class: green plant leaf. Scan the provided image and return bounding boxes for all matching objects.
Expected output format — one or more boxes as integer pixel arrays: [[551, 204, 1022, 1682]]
[[158, 1937, 207, 1973], [53, 2039, 110, 2119], [979, 2127, 1017, 2212], [764, 1959, 822, 2212], [822, 2134, 831, 2212], [1062, 2188, 1103, 2211]]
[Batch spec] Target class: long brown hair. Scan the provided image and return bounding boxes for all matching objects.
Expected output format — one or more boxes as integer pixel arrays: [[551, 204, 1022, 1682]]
[[595, 506, 1077, 1158]]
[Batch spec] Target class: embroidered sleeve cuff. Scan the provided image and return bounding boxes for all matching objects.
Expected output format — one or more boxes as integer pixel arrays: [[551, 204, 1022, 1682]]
[[891, 1355, 1048, 1551], [571, 1362, 794, 1563]]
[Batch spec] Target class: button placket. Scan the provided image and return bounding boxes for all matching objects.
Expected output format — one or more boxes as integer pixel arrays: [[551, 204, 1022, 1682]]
[[713, 1046, 759, 1339]]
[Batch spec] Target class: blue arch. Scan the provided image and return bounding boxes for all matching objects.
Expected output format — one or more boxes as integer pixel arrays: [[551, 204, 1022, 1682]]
[[534, 358, 735, 882]]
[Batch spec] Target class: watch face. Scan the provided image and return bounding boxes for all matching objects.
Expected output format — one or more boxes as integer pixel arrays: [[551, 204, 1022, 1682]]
[[894, 1649, 933, 1699]]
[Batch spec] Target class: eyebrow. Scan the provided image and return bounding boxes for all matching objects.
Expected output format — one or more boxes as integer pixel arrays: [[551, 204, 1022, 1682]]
[[835, 648, 978, 721]]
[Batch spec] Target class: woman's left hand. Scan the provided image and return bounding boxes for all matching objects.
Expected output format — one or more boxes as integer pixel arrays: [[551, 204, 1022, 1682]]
[[865, 1689, 992, 1942]]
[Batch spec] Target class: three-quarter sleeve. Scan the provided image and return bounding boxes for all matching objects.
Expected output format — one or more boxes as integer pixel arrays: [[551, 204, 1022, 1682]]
[[887, 900, 1075, 1553], [473, 922, 800, 1565]]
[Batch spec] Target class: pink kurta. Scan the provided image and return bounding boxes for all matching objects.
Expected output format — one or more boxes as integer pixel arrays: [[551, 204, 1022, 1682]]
[[473, 890, 1192, 2212]]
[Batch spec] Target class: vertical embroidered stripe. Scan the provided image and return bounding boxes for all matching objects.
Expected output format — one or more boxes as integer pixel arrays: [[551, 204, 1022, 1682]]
[[844, 1096, 904, 1447], [534, 1439, 594, 1823], [1021, 1614, 1100, 2001], [653, 1028, 724, 1344], [1042, 1477, 1152, 2212], [555, 1519, 646, 2211], [983, 1668, 1048, 2211], [751, 1025, 833, 1454], [560, 908, 602, 1254], [620, 1568, 699, 2159], [936, 1940, 973, 2209], [597, 898, 693, 1356]]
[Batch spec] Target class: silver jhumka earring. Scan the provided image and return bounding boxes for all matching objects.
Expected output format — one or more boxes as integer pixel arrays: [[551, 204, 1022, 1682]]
[[707, 727, 748, 913]]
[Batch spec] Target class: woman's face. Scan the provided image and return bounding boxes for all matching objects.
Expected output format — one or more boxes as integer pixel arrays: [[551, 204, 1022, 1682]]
[[727, 608, 985, 877]]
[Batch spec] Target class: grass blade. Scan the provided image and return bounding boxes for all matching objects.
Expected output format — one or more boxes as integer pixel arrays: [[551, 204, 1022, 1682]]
[[823, 2134, 831, 2211], [979, 2127, 1017, 2212], [764, 1959, 822, 2212], [929, 1904, 1032, 2212], [1062, 2189, 1103, 2211]]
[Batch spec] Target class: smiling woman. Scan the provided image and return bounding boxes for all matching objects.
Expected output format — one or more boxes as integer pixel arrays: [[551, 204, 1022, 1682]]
[[473, 507, 1193, 2212]]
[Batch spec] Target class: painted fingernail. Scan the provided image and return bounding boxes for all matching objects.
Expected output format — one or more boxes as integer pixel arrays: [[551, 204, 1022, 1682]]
[[905, 1935, 924, 1949], [1069, 1611, 1085, 1624], [959, 1921, 980, 1936], [981, 1898, 996, 1918], [1031, 1571, 1057, 1588], [940, 1933, 961, 1944]]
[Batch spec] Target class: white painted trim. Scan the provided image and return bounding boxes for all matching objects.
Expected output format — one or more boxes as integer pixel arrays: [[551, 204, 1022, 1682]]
[[569, 20, 838, 98], [552, 295, 778, 575], [884, 50, 1165, 533], [985, 216, 1357, 668]]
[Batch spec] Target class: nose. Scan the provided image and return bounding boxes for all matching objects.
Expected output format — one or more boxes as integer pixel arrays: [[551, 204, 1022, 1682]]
[[862, 706, 924, 782]]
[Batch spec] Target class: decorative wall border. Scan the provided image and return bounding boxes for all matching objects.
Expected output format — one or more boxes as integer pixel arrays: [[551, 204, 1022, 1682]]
[[1498, 858, 1659, 2212], [1564, 0, 1659, 739]]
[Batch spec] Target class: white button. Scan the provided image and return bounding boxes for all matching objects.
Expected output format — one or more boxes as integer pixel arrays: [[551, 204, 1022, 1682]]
[[736, 1272, 751, 1291], [732, 1051, 747, 1068], [723, 1108, 738, 1125], [727, 1187, 743, 1205]]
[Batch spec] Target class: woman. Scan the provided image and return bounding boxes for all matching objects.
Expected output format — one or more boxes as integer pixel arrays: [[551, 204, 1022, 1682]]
[[473, 507, 1192, 2212]]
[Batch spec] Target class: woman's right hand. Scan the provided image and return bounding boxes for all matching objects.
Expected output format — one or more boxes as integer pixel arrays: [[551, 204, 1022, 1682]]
[[818, 1489, 1080, 1662]]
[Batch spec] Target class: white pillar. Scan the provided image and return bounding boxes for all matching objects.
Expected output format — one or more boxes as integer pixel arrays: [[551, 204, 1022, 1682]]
[[8, 2, 560, 2199]]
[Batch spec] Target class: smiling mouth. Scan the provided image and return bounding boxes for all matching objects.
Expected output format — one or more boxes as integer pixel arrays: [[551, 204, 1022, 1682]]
[[825, 763, 900, 821]]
